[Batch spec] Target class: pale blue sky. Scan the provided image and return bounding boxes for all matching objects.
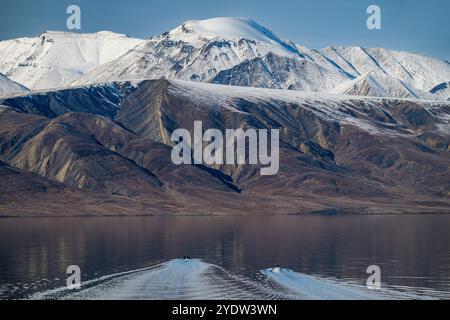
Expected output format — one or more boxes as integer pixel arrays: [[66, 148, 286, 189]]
[[1, 0, 449, 59]]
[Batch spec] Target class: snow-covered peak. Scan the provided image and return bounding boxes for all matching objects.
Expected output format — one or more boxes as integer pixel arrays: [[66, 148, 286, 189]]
[[168, 17, 297, 53], [73, 17, 308, 87], [179, 17, 280, 42]]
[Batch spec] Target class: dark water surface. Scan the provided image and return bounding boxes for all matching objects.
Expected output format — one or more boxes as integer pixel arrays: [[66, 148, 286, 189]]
[[0, 215, 449, 299]]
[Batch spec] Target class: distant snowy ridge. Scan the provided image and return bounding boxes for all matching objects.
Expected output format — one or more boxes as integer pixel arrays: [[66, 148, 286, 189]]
[[330, 71, 438, 100], [0, 31, 143, 90], [318, 46, 450, 98]]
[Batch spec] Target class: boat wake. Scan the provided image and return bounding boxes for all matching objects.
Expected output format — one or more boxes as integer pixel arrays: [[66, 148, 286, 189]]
[[31, 259, 284, 300], [261, 268, 432, 300], [31, 260, 437, 300]]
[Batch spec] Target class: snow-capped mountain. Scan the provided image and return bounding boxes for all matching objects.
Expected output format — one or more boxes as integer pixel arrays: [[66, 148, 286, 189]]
[[0, 72, 28, 95], [72, 17, 450, 101], [1, 17, 449, 100], [0, 31, 143, 90], [72, 17, 350, 91]]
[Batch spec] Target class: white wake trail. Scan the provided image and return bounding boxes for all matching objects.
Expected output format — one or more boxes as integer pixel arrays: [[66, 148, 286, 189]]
[[31, 259, 281, 300], [261, 268, 433, 300], [30, 260, 439, 300]]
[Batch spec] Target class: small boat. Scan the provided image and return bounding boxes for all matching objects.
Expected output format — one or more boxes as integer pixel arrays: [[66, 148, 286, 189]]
[[272, 264, 281, 273]]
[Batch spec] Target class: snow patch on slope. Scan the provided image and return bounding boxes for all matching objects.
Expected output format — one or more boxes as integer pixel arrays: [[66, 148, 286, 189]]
[[0, 73, 28, 96], [332, 71, 389, 97], [167, 79, 450, 136]]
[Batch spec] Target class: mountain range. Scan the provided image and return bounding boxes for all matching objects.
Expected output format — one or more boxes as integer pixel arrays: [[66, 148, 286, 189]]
[[1, 17, 450, 100], [1, 78, 449, 216], [0, 17, 449, 216]]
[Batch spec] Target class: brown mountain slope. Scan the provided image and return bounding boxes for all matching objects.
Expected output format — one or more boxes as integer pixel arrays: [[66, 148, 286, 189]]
[[115, 80, 450, 211], [0, 81, 137, 118], [0, 79, 449, 215], [0, 159, 179, 216]]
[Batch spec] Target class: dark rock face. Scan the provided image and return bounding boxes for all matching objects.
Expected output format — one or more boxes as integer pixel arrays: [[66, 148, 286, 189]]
[[0, 79, 449, 216], [210, 53, 345, 92], [0, 81, 138, 118], [430, 81, 450, 94], [211, 58, 279, 88]]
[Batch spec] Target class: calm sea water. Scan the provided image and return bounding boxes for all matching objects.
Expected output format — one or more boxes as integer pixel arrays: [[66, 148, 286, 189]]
[[0, 215, 449, 299]]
